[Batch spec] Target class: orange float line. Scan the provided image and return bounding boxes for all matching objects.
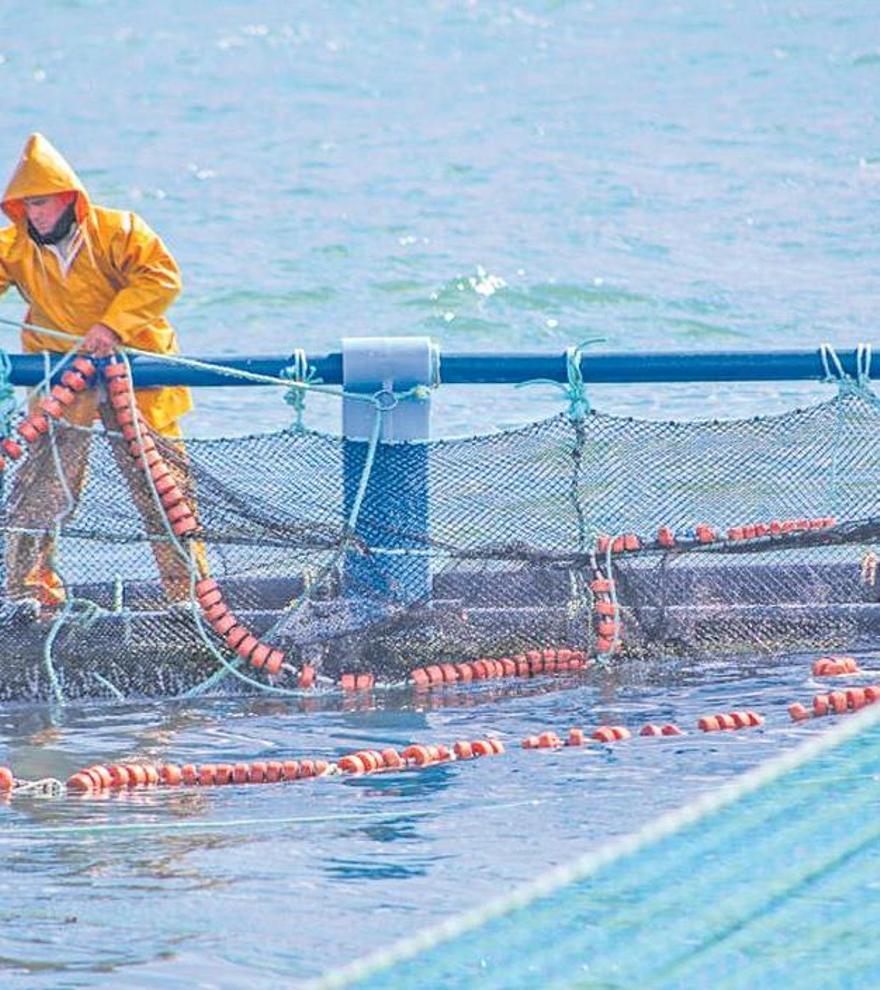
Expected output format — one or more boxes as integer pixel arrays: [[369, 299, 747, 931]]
[[101, 376, 289, 681], [697, 711, 764, 732], [808, 684, 880, 718], [812, 655, 861, 676], [639, 723, 685, 737], [336, 738, 503, 775], [523, 724, 636, 748], [592, 725, 632, 743], [409, 647, 588, 690], [68, 757, 338, 792]]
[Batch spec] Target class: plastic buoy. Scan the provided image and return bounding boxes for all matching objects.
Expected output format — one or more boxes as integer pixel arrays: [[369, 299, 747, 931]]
[[454, 740, 474, 759], [339, 754, 366, 774], [263, 761, 282, 783], [249, 643, 270, 669], [537, 731, 562, 749], [211, 614, 237, 636], [828, 691, 848, 715], [788, 702, 810, 722], [846, 688, 866, 711], [1, 438, 22, 460], [657, 526, 675, 547], [108, 765, 131, 787], [402, 745, 432, 766], [160, 764, 182, 786], [224, 625, 248, 650], [640, 724, 663, 736], [66, 772, 94, 792], [381, 749, 404, 769], [235, 635, 259, 661], [17, 421, 39, 444]]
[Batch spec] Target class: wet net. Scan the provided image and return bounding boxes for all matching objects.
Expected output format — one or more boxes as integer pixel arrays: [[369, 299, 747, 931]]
[[2, 350, 880, 702], [310, 702, 880, 990]]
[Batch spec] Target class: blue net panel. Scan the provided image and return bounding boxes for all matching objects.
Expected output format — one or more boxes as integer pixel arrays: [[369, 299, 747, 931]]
[[316, 709, 880, 990]]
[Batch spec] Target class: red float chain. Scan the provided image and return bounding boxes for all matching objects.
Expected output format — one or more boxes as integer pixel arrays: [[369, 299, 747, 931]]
[[812, 655, 860, 676], [596, 518, 837, 556], [697, 711, 764, 732], [64, 738, 506, 792], [409, 647, 589, 689], [103, 359, 295, 681]]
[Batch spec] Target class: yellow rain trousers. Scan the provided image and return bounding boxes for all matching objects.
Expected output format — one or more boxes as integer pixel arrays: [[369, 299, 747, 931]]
[[0, 133, 200, 605]]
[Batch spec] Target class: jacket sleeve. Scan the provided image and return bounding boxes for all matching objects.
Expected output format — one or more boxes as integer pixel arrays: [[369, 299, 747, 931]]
[[99, 212, 181, 343], [0, 229, 13, 298]]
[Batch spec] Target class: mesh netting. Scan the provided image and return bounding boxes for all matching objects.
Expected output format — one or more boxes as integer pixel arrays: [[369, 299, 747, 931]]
[[3, 376, 880, 701], [311, 705, 880, 990]]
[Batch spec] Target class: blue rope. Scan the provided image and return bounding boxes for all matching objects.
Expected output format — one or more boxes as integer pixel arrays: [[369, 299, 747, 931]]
[[0, 349, 15, 435], [516, 337, 604, 421], [281, 348, 322, 432]]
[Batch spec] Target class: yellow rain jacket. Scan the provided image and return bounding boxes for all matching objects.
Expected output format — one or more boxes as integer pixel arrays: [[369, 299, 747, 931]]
[[0, 133, 191, 434]]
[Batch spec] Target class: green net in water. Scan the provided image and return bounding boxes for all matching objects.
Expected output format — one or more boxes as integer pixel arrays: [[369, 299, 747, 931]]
[[312, 706, 880, 990]]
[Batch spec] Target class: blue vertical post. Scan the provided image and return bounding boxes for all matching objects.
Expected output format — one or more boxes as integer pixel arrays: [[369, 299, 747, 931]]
[[342, 337, 434, 604]]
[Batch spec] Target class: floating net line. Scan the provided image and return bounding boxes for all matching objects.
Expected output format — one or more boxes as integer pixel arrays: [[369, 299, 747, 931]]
[[310, 702, 880, 990], [0, 326, 879, 702]]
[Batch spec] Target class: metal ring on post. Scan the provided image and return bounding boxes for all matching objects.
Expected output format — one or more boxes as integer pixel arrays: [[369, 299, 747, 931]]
[[372, 388, 399, 413]]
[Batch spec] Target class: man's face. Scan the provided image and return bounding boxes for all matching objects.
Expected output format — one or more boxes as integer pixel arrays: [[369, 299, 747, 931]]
[[23, 193, 73, 235]]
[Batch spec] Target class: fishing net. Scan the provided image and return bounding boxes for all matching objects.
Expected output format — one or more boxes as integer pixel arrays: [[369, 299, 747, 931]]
[[310, 703, 880, 990], [2, 348, 880, 701]]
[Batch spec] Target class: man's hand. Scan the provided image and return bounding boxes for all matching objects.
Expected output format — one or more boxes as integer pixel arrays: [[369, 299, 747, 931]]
[[80, 322, 121, 358]]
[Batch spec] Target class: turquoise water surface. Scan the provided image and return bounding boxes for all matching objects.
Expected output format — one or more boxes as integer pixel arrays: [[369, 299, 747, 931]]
[[0, 2, 878, 987]]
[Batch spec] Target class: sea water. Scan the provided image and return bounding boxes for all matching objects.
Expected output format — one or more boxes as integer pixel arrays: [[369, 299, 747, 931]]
[[0, 2, 877, 986]]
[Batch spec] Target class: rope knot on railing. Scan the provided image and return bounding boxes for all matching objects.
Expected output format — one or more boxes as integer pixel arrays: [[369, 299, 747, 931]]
[[820, 343, 879, 403], [515, 337, 604, 421], [281, 347, 321, 431]]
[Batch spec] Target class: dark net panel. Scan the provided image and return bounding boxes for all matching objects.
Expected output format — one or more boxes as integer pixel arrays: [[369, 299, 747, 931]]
[[0, 390, 878, 700]]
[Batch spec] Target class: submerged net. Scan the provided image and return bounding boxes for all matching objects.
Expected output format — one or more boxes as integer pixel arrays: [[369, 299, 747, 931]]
[[2, 349, 880, 701], [310, 701, 880, 990]]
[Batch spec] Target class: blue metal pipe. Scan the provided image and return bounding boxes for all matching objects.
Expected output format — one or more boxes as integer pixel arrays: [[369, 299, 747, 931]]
[[5, 348, 867, 387]]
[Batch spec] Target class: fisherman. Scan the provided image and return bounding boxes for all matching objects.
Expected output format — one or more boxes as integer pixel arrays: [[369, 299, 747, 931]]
[[0, 133, 195, 613]]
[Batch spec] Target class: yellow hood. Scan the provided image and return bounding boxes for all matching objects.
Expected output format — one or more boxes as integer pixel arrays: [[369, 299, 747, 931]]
[[1, 133, 90, 225]]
